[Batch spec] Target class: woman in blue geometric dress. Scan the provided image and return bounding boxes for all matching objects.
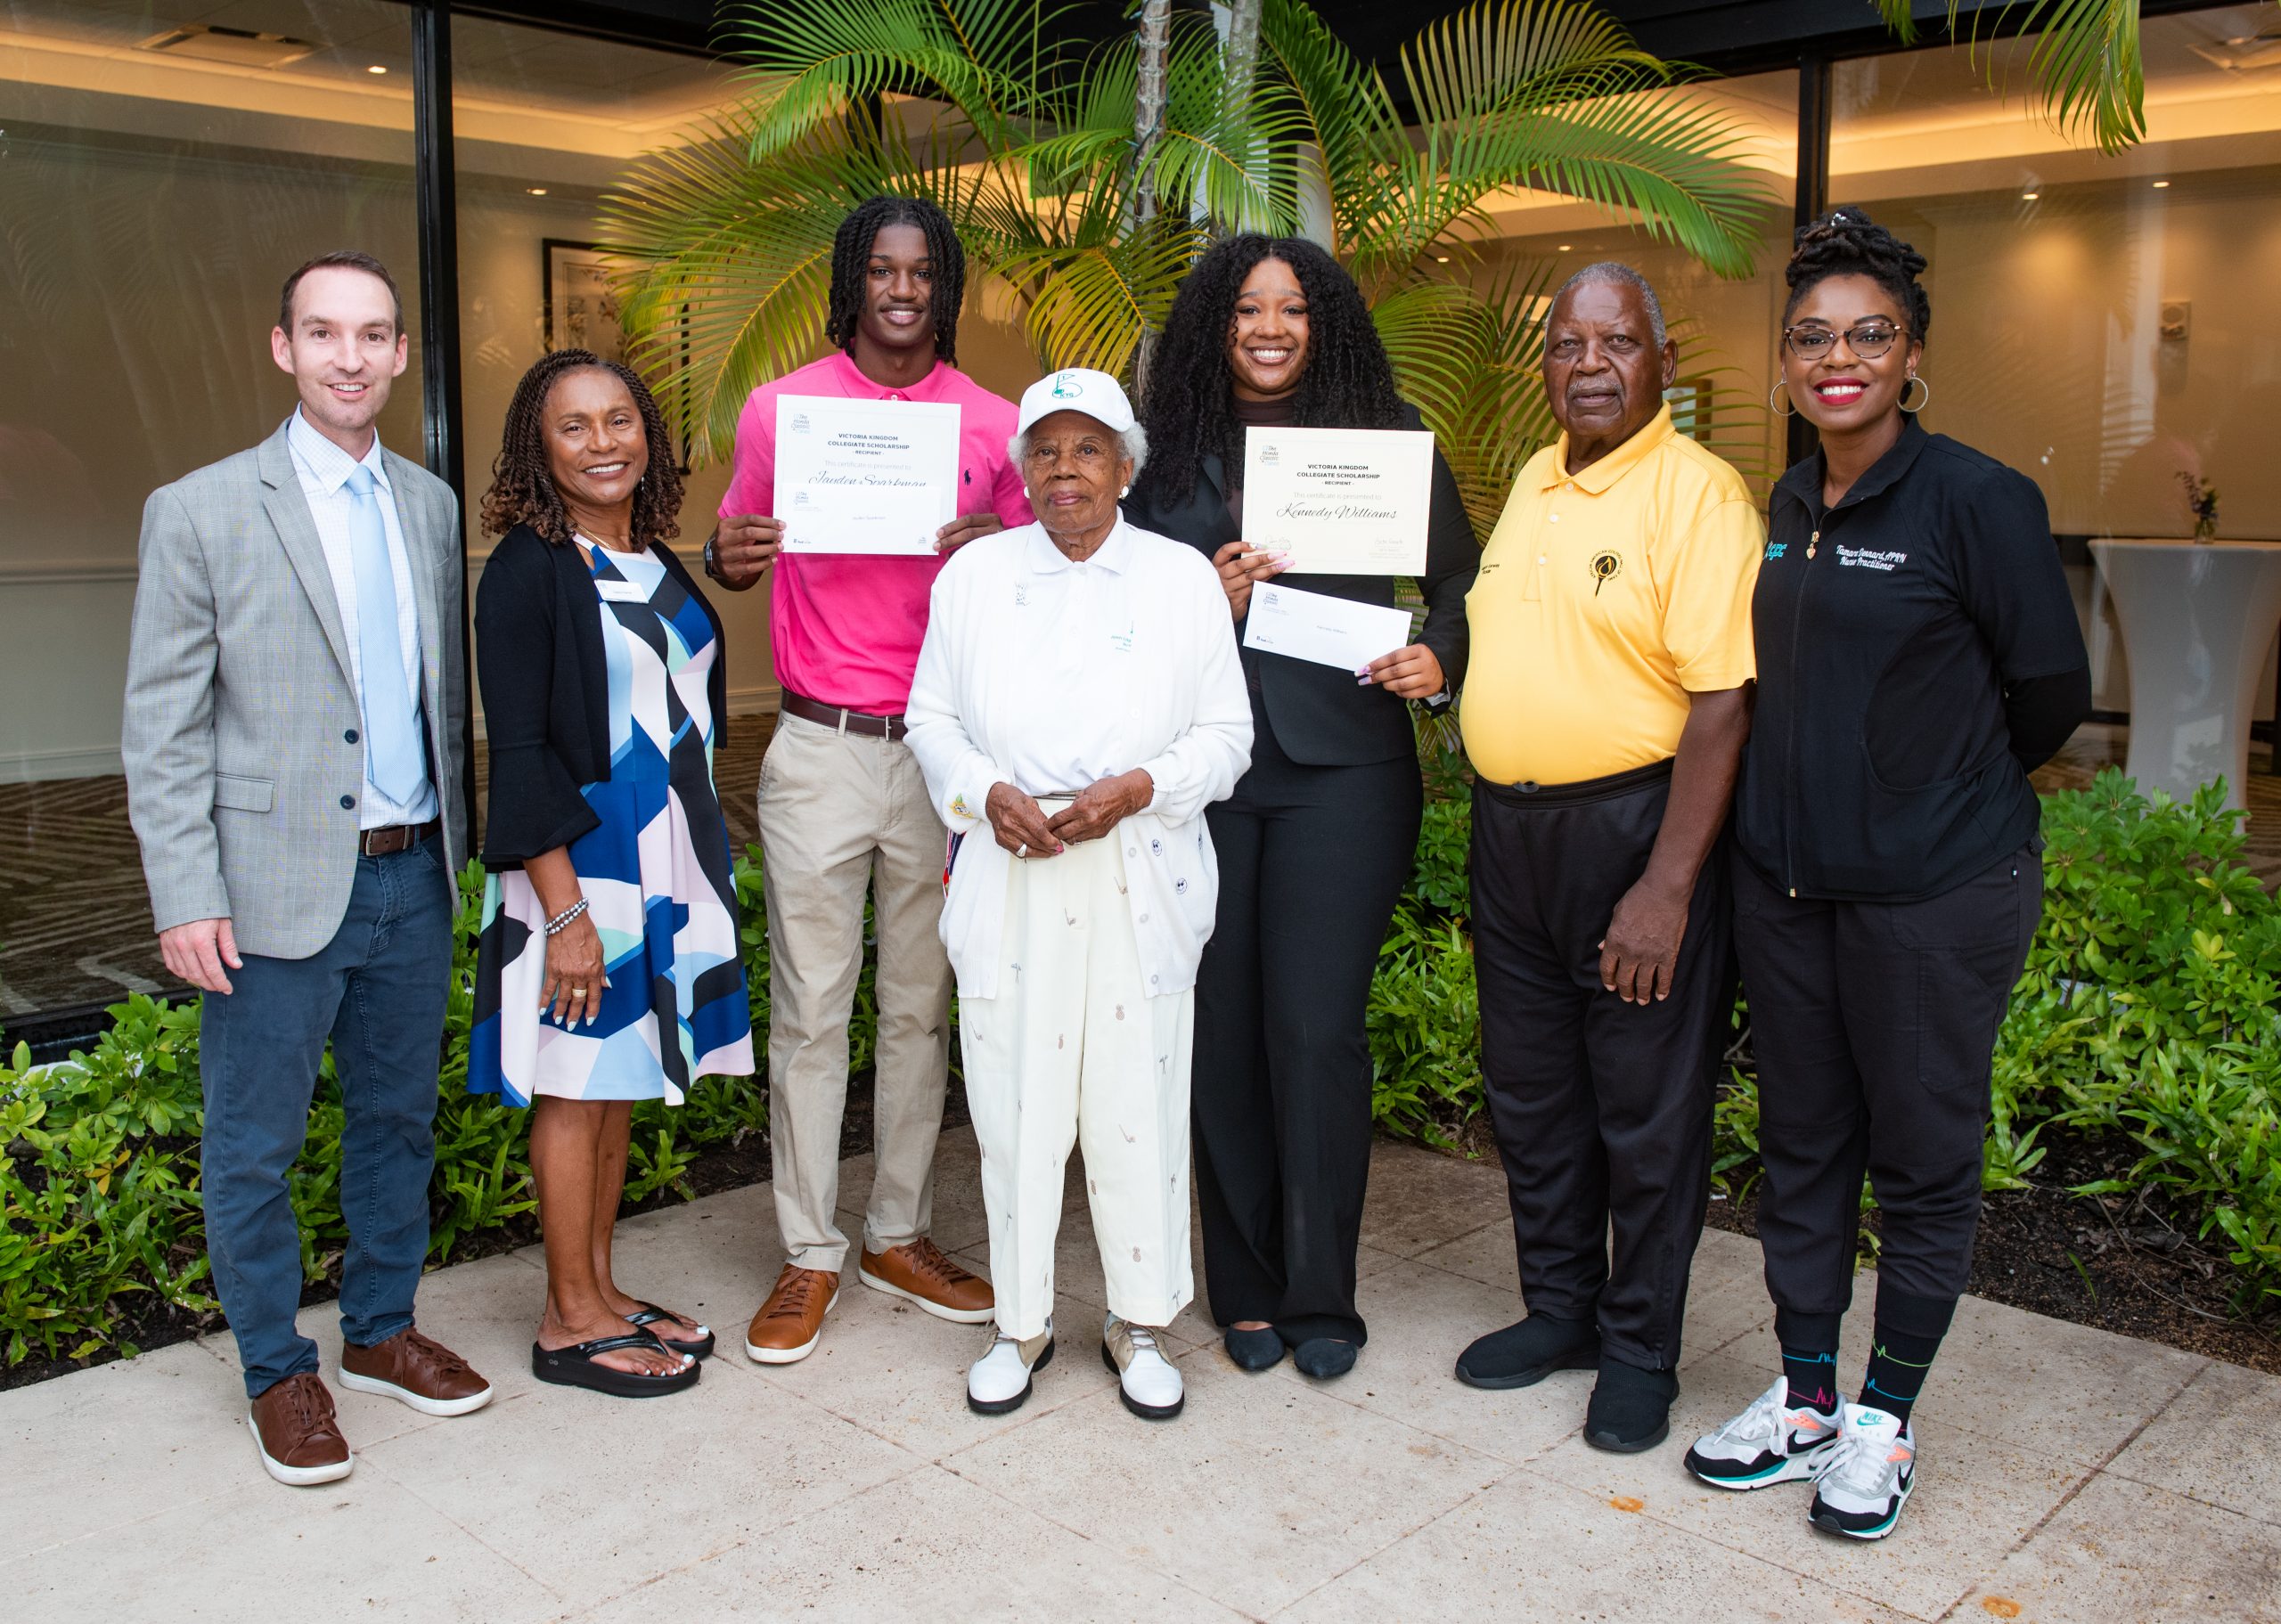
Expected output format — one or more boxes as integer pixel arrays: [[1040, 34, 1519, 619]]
[[471, 350, 754, 1398]]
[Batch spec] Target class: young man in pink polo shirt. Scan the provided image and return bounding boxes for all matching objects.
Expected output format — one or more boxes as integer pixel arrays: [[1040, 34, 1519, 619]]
[[706, 195, 1032, 1363]]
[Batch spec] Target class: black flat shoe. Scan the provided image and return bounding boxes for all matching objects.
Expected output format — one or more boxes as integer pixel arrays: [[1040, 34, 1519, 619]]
[[531, 1331, 700, 1398], [625, 1301, 715, 1360], [1583, 1356, 1678, 1453], [1454, 1315, 1599, 1391], [1224, 1326, 1285, 1372], [1293, 1338, 1357, 1380]]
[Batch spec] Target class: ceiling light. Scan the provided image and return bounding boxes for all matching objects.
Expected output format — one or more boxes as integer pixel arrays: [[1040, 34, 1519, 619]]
[[2021, 191, 2040, 201], [367, 64, 388, 74], [1557, 243, 1572, 252], [2151, 179, 2171, 188], [1434, 255, 1449, 263], [527, 187, 549, 197]]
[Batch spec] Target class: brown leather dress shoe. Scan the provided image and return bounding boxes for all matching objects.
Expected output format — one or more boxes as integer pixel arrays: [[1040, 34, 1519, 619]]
[[744, 1264, 840, 1365], [339, 1327, 495, 1417], [249, 1372, 353, 1487], [859, 1238, 994, 1324]]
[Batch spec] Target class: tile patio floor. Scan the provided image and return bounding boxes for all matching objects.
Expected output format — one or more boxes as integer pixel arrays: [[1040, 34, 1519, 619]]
[[9, 1129, 2279, 1622]]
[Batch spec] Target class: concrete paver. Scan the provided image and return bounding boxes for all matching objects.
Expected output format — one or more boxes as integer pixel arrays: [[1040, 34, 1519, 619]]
[[8, 1127, 2278, 1623]]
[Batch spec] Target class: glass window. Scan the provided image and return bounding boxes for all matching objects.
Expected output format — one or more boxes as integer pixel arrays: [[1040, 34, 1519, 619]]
[[1473, 70, 1803, 492], [0, 0, 421, 1024], [1832, 7, 2281, 727], [446, 17, 773, 843]]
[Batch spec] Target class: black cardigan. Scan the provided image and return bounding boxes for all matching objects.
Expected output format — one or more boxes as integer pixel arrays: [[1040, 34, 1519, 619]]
[[1122, 402, 1477, 768], [475, 522, 729, 866]]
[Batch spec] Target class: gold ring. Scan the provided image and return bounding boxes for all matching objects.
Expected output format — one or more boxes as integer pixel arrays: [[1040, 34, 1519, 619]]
[[570, 986, 588, 999]]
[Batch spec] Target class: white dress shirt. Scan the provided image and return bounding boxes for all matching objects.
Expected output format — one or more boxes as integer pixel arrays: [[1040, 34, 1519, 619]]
[[906, 518, 1253, 1000], [286, 408, 438, 828]]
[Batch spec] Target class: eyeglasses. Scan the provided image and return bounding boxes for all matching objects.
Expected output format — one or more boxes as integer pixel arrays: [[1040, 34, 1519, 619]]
[[1783, 321, 1909, 361]]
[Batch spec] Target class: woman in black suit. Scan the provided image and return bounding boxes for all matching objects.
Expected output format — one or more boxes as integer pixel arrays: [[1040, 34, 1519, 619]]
[[1124, 235, 1476, 1379]]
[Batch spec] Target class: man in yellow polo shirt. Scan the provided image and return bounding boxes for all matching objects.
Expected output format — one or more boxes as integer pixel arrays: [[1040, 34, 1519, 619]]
[[1452, 263, 1761, 1456]]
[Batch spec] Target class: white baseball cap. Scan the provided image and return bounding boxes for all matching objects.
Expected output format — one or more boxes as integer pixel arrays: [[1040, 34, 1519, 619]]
[[1015, 367, 1135, 437]]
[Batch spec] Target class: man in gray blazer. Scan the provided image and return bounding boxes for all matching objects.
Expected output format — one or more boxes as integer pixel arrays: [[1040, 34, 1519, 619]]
[[124, 250, 493, 1488]]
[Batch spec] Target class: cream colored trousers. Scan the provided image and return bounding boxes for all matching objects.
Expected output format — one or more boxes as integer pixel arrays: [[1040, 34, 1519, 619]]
[[758, 713, 955, 1273], [957, 830, 1195, 1342]]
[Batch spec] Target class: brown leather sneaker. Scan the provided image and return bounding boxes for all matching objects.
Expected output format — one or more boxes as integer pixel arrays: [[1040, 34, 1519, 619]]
[[744, 1264, 840, 1365], [860, 1238, 995, 1324], [339, 1327, 495, 1417], [249, 1372, 353, 1487]]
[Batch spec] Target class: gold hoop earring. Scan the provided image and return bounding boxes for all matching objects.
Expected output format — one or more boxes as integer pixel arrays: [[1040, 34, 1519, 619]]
[[1767, 380, 1796, 419], [1899, 374, 1931, 413]]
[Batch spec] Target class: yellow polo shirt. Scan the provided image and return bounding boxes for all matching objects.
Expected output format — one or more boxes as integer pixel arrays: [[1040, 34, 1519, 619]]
[[1460, 405, 1762, 787]]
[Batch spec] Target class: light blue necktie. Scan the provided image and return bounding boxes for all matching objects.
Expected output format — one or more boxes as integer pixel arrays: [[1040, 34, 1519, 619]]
[[344, 464, 425, 804]]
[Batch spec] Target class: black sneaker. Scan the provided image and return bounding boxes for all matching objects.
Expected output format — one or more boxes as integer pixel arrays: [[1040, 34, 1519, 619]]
[[1454, 1315, 1599, 1391], [1583, 1355, 1678, 1453]]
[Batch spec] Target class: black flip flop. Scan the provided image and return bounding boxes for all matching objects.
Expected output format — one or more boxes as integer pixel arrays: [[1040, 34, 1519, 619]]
[[530, 1330, 700, 1398], [625, 1302, 715, 1361]]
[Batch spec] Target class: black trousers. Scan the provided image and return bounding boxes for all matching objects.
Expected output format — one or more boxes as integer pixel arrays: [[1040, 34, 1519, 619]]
[[1731, 844, 2040, 1347], [1471, 763, 1729, 1372], [1192, 724, 1422, 1345]]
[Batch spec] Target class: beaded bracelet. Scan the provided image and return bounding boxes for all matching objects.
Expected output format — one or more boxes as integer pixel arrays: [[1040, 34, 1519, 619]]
[[543, 898, 590, 937]]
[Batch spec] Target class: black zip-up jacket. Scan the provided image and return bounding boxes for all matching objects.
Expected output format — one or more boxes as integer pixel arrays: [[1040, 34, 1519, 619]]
[[1122, 402, 1477, 768], [1734, 418, 2089, 902]]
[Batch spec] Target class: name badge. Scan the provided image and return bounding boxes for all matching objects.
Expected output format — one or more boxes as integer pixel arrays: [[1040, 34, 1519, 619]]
[[595, 578, 650, 602]]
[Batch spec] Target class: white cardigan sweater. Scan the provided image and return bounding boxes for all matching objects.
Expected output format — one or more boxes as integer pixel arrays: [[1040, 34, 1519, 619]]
[[904, 519, 1253, 1000]]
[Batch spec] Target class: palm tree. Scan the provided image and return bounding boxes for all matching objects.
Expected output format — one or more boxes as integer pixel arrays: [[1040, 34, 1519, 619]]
[[1869, 1, 2152, 156], [602, 0, 1779, 526]]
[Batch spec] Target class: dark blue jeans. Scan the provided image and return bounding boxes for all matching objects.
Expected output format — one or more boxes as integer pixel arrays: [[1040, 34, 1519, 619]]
[[198, 837, 454, 1398]]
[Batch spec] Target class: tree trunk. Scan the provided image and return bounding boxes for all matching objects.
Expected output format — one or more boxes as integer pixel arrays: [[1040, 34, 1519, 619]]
[[1130, 0, 1173, 401]]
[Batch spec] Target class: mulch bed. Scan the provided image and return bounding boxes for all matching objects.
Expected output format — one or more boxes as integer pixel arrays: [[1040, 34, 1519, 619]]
[[1705, 1122, 2281, 1375], [1, 1071, 963, 1393]]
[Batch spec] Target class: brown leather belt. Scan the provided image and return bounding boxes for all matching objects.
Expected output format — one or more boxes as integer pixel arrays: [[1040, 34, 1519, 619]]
[[780, 690, 908, 742], [359, 819, 439, 858]]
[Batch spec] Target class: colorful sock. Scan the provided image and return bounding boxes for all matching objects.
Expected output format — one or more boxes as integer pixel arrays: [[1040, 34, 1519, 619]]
[[1781, 1343, 1839, 1413], [1859, 1322, 1942, 1425]]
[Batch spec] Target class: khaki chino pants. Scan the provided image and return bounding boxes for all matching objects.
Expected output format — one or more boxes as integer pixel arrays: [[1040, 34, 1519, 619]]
[[758, 711, 955, 1273]]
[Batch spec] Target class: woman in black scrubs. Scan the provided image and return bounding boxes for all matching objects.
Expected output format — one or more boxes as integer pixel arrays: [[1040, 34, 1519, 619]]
[[1682, 210, 2089, 1538], [1124, 235, 1476, 1379]]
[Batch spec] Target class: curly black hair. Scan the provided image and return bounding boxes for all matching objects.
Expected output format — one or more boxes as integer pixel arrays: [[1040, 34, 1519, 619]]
[[479, 349, 684, 547], [1784, 207, 1932, 344], [824, 194, 966, 366], [1132, 234, 1403, 508]]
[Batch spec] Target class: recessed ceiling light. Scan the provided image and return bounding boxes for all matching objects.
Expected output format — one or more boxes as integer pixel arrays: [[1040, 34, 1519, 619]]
[[527, 187, 549, 197], [1434, 255, 1449, 263], [2151, 179, 2171, 188], [367, 64, 387, 74], [2021, 191, 2040, 201], [1557, 243, 1572, 252]]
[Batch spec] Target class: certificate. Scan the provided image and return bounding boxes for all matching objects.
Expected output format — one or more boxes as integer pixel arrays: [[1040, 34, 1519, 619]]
[[1242, 583, 1414, 673], [773, 395, 961, 554], [1241, 426, 1434, 575]]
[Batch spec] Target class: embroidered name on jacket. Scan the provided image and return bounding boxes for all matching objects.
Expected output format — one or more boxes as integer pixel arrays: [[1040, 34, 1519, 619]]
[[1836, 545, 1909, 571]]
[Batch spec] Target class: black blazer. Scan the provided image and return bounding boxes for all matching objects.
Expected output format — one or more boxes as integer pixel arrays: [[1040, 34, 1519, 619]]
[[475, 522, 729, 866], [1123, 402, 1477, 768]]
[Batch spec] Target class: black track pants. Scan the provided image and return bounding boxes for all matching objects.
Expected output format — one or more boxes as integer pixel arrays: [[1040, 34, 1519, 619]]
[[1191, 730, 1422, 1346], [1730, 844, 2041, 1348], [1470, 763, 1730, 1372]]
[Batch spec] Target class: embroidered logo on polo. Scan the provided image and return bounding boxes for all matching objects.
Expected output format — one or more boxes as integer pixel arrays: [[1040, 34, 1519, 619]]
[[1589, 551, 1623, 593], [1836, 545, 1909, 572], [1765, 542, 1787, 561]]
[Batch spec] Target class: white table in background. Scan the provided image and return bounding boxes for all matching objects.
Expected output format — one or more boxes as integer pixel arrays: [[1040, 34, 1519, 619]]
[[2088, 537, 2281, 813]]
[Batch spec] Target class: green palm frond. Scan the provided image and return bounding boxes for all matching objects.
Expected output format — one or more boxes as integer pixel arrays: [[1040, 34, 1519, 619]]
[[1872, 0, 2148, 156]]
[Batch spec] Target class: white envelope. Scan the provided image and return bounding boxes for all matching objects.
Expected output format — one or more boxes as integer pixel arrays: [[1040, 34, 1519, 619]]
[[1242, 583, 1414, 673]]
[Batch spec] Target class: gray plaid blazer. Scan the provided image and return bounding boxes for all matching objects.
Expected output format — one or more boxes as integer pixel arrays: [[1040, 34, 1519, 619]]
[[122, 419, 468, 960]]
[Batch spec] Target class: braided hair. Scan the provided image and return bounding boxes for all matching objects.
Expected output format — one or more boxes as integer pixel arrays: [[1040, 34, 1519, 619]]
[[824, 194, 966, 365], [1133, 234, 1403, 509], [1784, 207, 1931, 343], [479, 349, 684, 546]]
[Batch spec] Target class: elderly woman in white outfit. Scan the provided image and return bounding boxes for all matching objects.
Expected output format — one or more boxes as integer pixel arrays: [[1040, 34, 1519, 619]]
[[906, 368, 1251, 1421]]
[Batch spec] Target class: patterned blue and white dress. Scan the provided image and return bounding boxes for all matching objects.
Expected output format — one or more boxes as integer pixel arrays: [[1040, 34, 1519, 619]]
[[469, 540, 754, 1105]]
